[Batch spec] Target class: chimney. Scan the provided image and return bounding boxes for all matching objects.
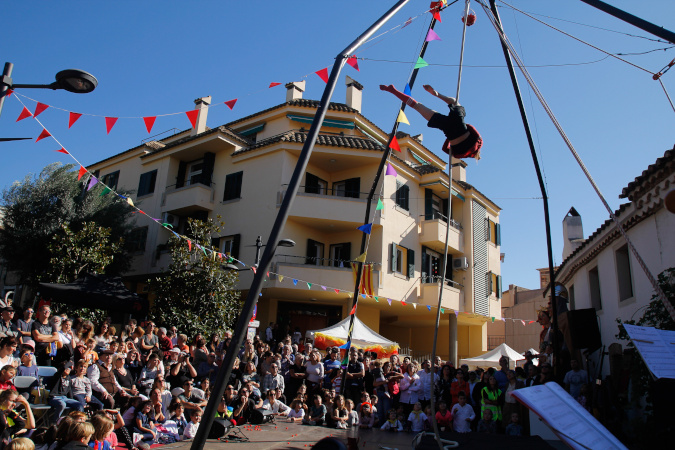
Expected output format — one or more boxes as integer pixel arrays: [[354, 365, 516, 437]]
[[285, 81, 305, 102], [191, 96, 211, 136], [345, 76, 363, 112], [562, 207, 584, 260]]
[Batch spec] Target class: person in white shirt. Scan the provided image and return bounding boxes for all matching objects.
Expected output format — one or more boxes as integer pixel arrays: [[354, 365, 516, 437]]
[[183, 409, 202, 440], [417, 360, 437, 408], [261, 389, 290, 416], [451, 391, 475, 433]]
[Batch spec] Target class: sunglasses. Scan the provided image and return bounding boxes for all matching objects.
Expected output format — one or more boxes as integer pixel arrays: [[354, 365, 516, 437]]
[[22, 352, 34, 356]]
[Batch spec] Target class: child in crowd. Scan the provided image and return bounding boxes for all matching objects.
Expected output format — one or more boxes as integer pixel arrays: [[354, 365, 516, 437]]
[[407, 402, 427, 433], [122, 396, 142, 427], [359, 403, 376, 429], [505, 412, 523, 436], [304, 394, 327, 426], [169, 402, 188, 438], [6, 438, 35, 450], [435, 401, 452, 431], [287, 400, 305, 423], [423, 406, 434, 431], [450, 391, 475, 433], [89, 414, 115, 450], [332, 395, 349, 429], [331, 368, 343, 394], [183, 410, 202, 440], [346, 399, 359, 427], [134, 400, 158, 442], [83, 338, 99, 364], [477, 410, 496, 434], [380, 409, 403, 431]]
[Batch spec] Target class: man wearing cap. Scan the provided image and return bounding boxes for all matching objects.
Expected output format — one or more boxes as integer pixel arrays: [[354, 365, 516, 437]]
[[87, 349, 129, 408], [0, 306, 19, 339], [31, 305, 60, 366]]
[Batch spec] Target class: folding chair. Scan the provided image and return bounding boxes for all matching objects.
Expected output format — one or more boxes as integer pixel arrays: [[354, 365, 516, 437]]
[[13, 375, 52, 427]]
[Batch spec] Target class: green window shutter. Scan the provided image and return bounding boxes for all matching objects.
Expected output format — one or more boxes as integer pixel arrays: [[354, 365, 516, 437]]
[[495, 223, 501, 246], [403, 185, 410, 211], [486, 271, 492, 297], [407, 248, 415, 278], [390, 243, 397, 272], [231, 234, 241, 259], [176, 161, 187, 188], [201, 152, 216, 186], [497, 275, 502, 298], [424, 189, 433, 220]]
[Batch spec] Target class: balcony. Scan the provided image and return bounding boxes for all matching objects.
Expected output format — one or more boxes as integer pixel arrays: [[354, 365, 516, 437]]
[[162, 181, 215, 215], [419, 211, 463, 254], [418, 276, 463, 310]]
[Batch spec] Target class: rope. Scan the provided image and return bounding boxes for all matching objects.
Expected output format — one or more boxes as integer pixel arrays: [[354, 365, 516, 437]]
[[478, 0, 675, 322]]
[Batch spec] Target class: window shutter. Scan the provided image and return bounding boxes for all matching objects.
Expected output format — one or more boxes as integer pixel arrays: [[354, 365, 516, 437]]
[[486, 271, 492, 297], [201, 152, 216, 186], [211, 237, 221, 249], [424, 189, 433, 220], [342, 242, 351, 262], [421, 246, 429, 280], [345, 177, 360, 199], [407, 248, 415, 278], [403, 185, 410, 211], [176, 161, 187, 188], [485, 218, 491, 242], [231, 234, 241, 259], [495, 223, 501, 246], [390, 243, 397, 272], [497, 275, 502, 298], [305, 173, 319, 194], [445, 255, 453, 282]]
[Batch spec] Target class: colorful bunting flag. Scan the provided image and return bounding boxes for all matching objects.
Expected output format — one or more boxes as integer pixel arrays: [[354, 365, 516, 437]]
[[36, 128, 51, 142], [528, 320, 535, 324], [315, 68, 329, 83], [69, 112, 82, 128], [277, 275, 284, 282], [440, 308, 444, 314], [99, 186, 111, 197], [225, 99, 237, 110], [321, 286, 326, 290], [349, 304, 357, 315], [87, 176, 98, 191], [402, 17, 413, 29], [361, 294, 366, 299], [387, 299, 392, 306], [292, 279, 298, 286], [376, 198, 384, 210], [251, 266, 257, 274], [188, 240, 192, 251], [374, 297, 379, 302], [413, 303, 417, 309], [16, 107, 32, 122], [433, 10, 442, 22], [397, 110, 410, 125], [414, 57, 429, 69], [347, 56, 360, 71], [389, 136, 401, 151], [491, 317, 495, 323], [455, 311, 459, 317], [426, 29, 441, 42], [357, 223, 372, 235], [401, 301, 407, 306], [334, 289, 340, 294], [354, 252, 367, 263], [77, 166, 87, 180], [385, 163, 397, 177], [34, 102, 49, 117], [143, 117, 156, 133], [55, 147, 69, 155], [185, 110, 199, 129], [427, 305, 432, 311], [269, 82, 281, 88], [307, 282, 312, 289], [521, 320, 526, 326], [105, 117, 118, 134], [126, 197, 134, 207], [404, 84, 411, 96]]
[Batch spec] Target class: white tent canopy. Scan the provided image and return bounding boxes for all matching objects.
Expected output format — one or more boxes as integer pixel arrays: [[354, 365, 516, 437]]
[[306, 316, 398, 351], [459, 343, 526, 369]]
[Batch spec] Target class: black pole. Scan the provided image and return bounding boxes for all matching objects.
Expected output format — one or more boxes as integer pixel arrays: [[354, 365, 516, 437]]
[[340, 4, 446, 391], [189, 2, 411, 448], [579, 0, 675, 44], [488, 0, 561, 376], [254, 235, 262, 267], [0, 62, 15, 121]]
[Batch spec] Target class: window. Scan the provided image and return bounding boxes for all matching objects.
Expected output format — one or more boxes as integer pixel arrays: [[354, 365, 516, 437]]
[[223, 171, 243, 201], [100, 171, 120, 190], [390, 243, 414, 278], [217, 234, 240, 259], [126, 227, 148, 253], [421, 247, 451, 284], [487, 271, 502, 298], [305, 173, 328, 195], [333, 178, 360, 199], [187, 159, 204, 186], [616, 244, 634, 301], [395, 181, 410, 211], [589, 266, 602, 311], [329, 243, 351, 267], [137, 170, 157, 197], [485, 218, 501, 246], [306, 239, 324, 265]]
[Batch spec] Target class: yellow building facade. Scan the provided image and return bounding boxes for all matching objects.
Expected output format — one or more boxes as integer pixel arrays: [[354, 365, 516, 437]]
[[88, 79, 501, 363]]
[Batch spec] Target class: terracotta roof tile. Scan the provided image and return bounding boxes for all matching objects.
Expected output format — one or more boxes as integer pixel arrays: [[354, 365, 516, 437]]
[[232, 130, 383, 155], [226, 100, 359, 128], [620, 146, 674, 200]]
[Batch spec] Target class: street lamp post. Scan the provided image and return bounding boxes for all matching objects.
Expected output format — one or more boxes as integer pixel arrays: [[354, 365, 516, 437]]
[[248, 235, 295, 267]]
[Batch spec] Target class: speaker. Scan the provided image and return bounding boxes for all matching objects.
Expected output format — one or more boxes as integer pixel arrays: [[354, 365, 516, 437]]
[[564, 309, 602, 351], [208, 418, 232, 439]]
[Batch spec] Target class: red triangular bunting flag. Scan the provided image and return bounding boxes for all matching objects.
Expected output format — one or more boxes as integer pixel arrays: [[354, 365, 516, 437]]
[[269, 82, 281, 88], [5, 90, 12, 97], [315, 68, 329, 83], [347, 56, 360, 71], [224, 99, 237, 110], [36, 128, 51, 142], [401, 301, 407, 306], [350, 304, 357, 315], [251, 267, 257, 274], [185, 110, 199, 129], [188, 240, 192, 251], [55, 147, 69, 154], [77, 166, 87, 180], [69, 112, 82, 128], [389, 136, 401, 151], [34, 102, 49, 117], [105, 117, 118, 134], [143, 117, 156, 133], [433, 10, 441, 22], [334, 289, 340, 294], [16, 107, 32, 122]]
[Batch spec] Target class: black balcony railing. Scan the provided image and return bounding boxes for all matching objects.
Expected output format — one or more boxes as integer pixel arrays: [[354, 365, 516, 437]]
[[420, 211, 462, 230]]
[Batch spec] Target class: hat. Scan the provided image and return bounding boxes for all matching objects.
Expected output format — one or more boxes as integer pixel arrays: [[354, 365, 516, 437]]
[[101, 349, 114, 355], [169, 347, 181, 354], [23, 340, 36, 350], [1, 306, 14, 312]]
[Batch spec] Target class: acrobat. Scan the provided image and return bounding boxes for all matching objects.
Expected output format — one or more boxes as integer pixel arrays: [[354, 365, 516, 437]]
[[379, 84, 482, 160]]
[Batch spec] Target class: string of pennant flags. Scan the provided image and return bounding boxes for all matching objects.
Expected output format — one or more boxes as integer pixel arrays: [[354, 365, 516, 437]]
[[7, 1, 540, 328]]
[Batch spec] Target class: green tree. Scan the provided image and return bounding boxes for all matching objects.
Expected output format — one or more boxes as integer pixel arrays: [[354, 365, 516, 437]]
[[148, 217, 242, 338], [0, 163, 134, 284]]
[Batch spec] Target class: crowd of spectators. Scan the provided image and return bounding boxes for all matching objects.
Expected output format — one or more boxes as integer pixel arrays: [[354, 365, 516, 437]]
[[0, 308, 589, 450]]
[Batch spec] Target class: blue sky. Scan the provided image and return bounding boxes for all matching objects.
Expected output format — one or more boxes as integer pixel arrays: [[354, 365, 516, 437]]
[[1, 1, 673, 290]]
